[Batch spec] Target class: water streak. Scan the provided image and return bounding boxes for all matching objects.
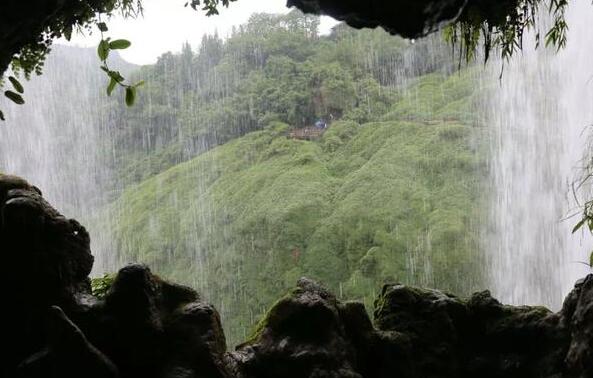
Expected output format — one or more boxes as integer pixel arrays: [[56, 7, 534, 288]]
[[0, 46, 128, 272], [485, 0, 592, 309]]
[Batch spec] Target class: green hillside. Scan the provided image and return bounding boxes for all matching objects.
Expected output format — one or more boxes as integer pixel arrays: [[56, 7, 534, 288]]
[[105, 69, 486, 346], [102, 11, 456, 190]]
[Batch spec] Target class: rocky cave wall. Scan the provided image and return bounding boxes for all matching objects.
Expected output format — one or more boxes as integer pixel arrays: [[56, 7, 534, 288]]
[[2, 173, 593, 378]]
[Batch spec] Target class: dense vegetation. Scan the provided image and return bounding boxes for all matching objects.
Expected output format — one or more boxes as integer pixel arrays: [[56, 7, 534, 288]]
[[107, 12, 454, 187], [96, 11, 487, 346]]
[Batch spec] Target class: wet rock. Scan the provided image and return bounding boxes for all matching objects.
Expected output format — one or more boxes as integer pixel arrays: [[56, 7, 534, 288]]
[[565, 275, 593, 377], [288, 0, 467, 38], [232, 277, 364, 378], [373, 284, 572, 378], [373, 285, 469, 377], [3, 173, 593, 378], [87, 264, 232, 378], [16, 306, 119, 378], [0, 173, 93, 301], [7, 263, 233, 378], [0, 174, 93, 376], [163, 302, 232, 378], [231, 278, 581, 378], [0, 175, 230, 378]]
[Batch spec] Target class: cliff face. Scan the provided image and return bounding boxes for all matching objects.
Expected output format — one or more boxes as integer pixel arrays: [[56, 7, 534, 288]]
[[1, 173, 592, 378]]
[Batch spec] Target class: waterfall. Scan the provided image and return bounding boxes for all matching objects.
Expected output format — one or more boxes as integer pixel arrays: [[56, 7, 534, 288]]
[[0, 46, 128, 273], [485, 0, 592, 309]]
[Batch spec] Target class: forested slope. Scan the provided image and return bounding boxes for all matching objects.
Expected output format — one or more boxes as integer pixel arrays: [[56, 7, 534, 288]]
[[104, 65, 486, 344], [104, 11, 456, 188]]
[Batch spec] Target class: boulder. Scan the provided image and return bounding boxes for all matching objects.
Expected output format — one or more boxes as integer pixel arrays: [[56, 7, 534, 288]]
[[0, 173, 93, 302], [0, 174, 94, 376], [231, 277, 363, 378], [15, 306, 119, 378], [373, 284, 568, 378], [564, 275, 593, 377], [90, 264, 233, 378], [0, 175, 230, 378]]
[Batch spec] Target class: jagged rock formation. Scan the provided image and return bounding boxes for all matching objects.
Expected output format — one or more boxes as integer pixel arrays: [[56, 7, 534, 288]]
[[232, 278, 580, 378], [0, 174, 232, 378], [2, 173, 593, 378], [288, 0, 467, 38], [0, 174, 95, 376]]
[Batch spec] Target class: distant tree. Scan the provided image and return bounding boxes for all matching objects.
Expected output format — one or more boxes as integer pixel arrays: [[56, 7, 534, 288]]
[[197, 33, 224, 69], [312, 63, 356, 119]]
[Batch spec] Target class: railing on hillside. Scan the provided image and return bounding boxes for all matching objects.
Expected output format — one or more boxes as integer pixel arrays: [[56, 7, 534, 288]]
[[288, 126, 326, 140]]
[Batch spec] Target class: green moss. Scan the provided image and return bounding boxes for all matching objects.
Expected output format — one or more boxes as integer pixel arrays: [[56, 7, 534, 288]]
[[91, 273, 116, 299], [239, 291, 295, 347]]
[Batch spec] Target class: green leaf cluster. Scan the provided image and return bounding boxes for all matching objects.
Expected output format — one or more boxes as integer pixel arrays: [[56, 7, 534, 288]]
[[6, 0, 143, 81], [96, 23, 143, 107], [0, 75, 25, 120], [185, 0, 237, 16], [445, 0, 570, 62], [91, 273, 116, 299]]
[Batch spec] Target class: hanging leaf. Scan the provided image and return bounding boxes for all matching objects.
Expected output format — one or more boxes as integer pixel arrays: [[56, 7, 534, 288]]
[[4, 91, 24, 105], [125, 86, 136, 107], [98, 40, 110, 61], [107, 70, 125, 83], [97, 22, 108, 32], [186, 0, 199, 10], [109, 39, 132, 50], [107, 77, 117, 96], [572, 217, 588, 234], [8, 76, 24, 94], [133, 80, 145, 88], [64, 26, 73, 41], [0, 110, 4, 121]]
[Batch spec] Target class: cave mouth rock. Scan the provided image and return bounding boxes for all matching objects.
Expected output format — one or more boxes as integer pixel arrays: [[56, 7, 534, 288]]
[[1, 173, 591, 378], [288, 0, 468, 38]]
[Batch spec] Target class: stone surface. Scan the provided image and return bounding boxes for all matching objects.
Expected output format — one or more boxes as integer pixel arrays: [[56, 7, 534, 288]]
[[373, 285, 568, 378], [0, 173, 94, 377], [16, 306, 119, 378], [230, 277, 363, 378], [2, 174, 593, 378], [229, 279, 573, 378], [288, 0, 467, 38], [0, 175, 231, 378], [564, 276, 593, 377]]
